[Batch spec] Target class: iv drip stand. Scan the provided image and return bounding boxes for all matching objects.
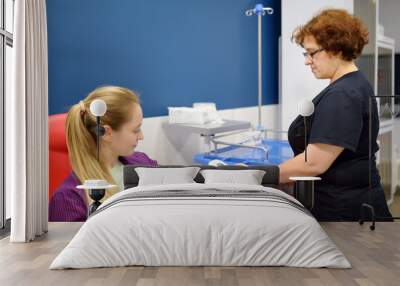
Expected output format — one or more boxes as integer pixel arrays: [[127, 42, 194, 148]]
[[245, 4, 274, 129]]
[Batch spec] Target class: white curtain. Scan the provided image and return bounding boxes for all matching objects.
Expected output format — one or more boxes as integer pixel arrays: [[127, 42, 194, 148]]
[[8, 0, 48, 242]]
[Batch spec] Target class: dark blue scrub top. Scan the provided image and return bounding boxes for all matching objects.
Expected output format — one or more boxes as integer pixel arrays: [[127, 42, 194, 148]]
[[288, 71, 392, 221]]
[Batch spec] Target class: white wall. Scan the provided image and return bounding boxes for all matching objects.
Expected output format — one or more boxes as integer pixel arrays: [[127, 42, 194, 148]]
[[137, 105, 280, 165], [380, 0, 400, 53], [280, 0, 354, 130]]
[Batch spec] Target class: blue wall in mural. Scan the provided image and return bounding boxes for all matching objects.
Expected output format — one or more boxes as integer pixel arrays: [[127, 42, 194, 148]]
[[47, 0, 280, 116]]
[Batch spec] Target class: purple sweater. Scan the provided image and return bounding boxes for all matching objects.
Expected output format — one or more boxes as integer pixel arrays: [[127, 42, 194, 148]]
[[49, 152, 157, 222]]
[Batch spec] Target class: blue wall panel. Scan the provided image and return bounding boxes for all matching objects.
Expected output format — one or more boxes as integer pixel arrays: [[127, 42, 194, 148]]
[[47, 0, 280, 116]]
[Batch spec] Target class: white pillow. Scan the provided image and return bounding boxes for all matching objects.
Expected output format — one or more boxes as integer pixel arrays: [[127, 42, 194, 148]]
[[200, 169, 266, 185], [136, 167, 200, 186]]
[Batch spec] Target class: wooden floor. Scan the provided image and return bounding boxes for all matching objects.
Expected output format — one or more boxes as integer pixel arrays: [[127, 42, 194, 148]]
[[0, 222, 399, 286]]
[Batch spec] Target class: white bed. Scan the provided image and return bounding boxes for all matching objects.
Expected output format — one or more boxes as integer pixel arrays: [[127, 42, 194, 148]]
[[50, 183, 351, 269]]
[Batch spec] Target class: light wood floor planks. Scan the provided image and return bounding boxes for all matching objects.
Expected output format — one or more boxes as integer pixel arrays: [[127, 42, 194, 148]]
[[0, 222, 399, 286]]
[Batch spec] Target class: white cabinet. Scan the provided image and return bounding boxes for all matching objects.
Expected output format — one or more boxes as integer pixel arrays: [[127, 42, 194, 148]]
[[377, 38, 396, 204], [355, 0, 397, 205]]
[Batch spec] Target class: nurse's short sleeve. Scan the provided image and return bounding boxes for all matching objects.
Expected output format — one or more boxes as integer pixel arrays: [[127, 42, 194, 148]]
[[309, 89, 363, 152]]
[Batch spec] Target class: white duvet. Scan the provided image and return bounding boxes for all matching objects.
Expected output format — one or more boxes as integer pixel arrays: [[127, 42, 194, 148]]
[[50, 183, 351, 269]]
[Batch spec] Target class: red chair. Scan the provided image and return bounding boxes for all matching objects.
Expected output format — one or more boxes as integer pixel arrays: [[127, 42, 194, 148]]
[[49, 113, 72, 199]]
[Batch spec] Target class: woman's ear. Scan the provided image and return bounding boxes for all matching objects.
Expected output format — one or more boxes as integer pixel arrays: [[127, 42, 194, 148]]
[[101, 125, 113, 142]]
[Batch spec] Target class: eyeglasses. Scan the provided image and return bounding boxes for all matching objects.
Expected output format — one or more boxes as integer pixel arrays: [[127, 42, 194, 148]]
[[302, 48, 324, 59]]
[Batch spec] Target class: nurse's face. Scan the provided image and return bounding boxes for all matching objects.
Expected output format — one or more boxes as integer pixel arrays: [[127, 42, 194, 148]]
[[105, 103, 144, 157], [302, 35, 340, 80]]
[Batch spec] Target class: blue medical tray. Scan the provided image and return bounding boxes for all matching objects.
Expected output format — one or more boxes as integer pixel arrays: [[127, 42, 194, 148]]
[[193, 139, 293, 166]]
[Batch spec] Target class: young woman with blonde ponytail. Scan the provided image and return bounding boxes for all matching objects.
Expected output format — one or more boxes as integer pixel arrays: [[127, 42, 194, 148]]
[[49, 86, 157, 221]]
